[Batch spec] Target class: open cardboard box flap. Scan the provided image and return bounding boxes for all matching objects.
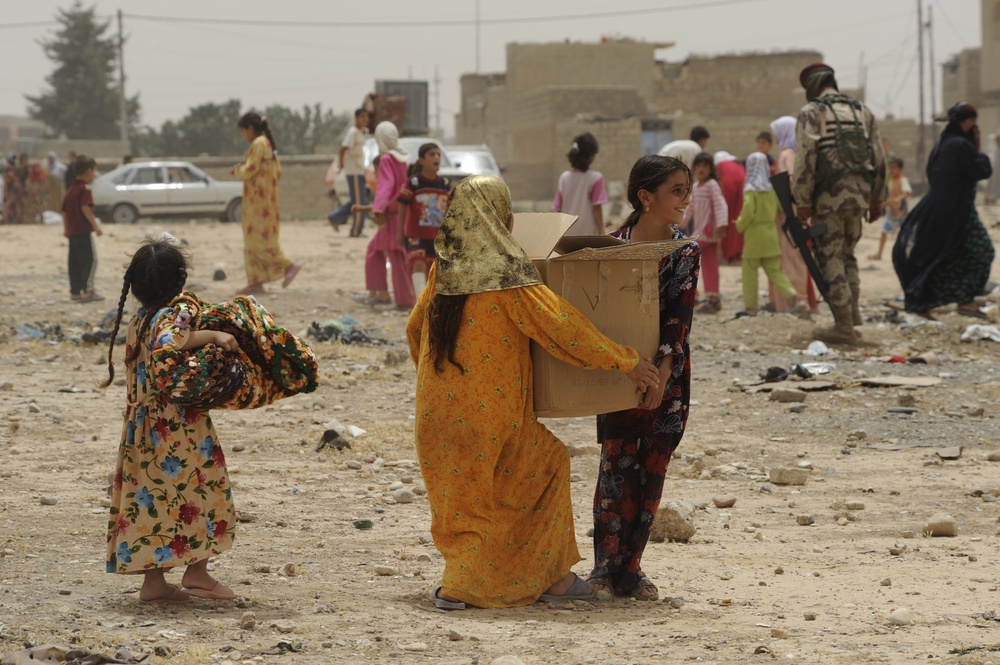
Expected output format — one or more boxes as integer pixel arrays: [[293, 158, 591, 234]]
[[512, 212, 693, 261]]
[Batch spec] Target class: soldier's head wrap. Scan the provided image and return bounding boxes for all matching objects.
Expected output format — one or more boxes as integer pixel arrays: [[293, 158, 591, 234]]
[[799, 63, 838, 102], [433, 175, 542, 296]]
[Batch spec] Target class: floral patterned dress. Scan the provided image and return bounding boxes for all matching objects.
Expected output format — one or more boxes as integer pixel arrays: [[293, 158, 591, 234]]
[[106, 300, 235, 574], [591, 226, 700, 595], [406, 263, 640, 608], [234, 135, 292, 285]]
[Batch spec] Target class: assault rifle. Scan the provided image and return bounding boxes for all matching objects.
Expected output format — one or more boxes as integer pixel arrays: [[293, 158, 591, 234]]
[[770, 172, 831, 304]]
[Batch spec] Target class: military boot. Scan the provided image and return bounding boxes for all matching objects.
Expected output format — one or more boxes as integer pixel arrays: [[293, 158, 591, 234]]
[[811, 306, 859, 345]]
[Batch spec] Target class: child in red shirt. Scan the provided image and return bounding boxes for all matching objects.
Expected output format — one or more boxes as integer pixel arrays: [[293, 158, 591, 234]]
[[396, 143, 452, 294], [62, 155, 103, 302]]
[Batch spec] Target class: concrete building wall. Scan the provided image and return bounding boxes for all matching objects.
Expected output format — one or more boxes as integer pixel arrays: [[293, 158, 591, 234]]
[[942, 49, 984, 108], [982, 0, 1000, 94]]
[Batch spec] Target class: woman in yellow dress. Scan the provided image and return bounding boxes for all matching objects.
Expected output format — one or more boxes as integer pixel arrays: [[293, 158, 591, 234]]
[[233, 113, 301, 295], [406, 176, 660, 609]]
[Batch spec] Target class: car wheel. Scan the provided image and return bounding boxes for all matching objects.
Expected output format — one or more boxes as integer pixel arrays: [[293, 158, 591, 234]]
[[110, 203, 139, 225], [225, 198, 243, 223]]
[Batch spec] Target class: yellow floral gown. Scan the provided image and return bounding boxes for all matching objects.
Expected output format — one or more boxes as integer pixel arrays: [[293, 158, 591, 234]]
[[406, 264, 638, 608], [234, 135, 292, 285], [106, 300, 236, 574]]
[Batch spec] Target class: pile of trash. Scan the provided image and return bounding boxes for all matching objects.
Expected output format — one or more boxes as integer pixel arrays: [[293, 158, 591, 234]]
[[308, 315, 386, 345], [11, 308, 124, 345]]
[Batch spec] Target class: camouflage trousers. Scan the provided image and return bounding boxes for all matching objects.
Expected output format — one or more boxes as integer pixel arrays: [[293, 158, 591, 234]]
[[812, 208, 863, 311]]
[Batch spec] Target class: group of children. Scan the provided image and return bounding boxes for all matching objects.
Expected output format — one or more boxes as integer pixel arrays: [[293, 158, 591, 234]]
[[553, 129, 911, 317]]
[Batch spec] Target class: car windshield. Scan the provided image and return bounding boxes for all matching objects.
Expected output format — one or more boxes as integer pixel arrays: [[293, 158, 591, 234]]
[[361, 137, 454, 168], [100, 167, 131, 186], [450, 152, 497, 174]]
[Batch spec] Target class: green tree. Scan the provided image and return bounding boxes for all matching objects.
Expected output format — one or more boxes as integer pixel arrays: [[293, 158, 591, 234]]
[[262, 103, 350, 155], [26, 2, 140, 140]]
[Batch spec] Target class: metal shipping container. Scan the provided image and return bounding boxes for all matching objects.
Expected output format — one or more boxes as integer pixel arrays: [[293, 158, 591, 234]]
[[375, 80, 429, 136]]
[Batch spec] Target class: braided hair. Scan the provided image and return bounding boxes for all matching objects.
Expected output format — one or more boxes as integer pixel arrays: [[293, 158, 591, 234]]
[[99, 239, 189, 389], [238, 112, 278, 155], [620, 155, 691, 230], [567, 132, 599, 172]]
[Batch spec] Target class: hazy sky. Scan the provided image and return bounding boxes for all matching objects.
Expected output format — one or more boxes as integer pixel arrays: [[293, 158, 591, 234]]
[[1, 0, 982, 136]]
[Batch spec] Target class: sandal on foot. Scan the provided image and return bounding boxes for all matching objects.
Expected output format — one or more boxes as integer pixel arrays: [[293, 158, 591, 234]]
[[182, 581, 237, 600], [431, 587, 466, 610], [538, 574, 592, 603], [628, 576, 659, 601], [282, 263, 302, 288], [140, 586, 192, 605], [586, 575, 614, 601], [957, 306, 988, 319]]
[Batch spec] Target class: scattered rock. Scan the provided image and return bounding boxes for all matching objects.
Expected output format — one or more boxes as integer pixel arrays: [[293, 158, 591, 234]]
[[770, 628, 788, 639], [774, 566, 784, 575], [968, 406, 985, 417], [837, 517, 849, 526], [880, 578, 891, 587], [392, 488, 415, 504], [239, 611, 256, 630], [897, 394, 916, 408], [389, 481, 404, 491], [282, 563, 297, 577], [924, 513, 957, 537], [663, 596, 684, 609], [935, 446, 963, 460], [345, 460, 363, 470], [568, 443, 601, 457], [28, 403, 42, 414], [272, 620, 296, 634], [447, 629, 465, 641], [490, 658, 525, 665], [796, 514, 815, 526], [212, 269, 226, 281], [416, 553, 432, 562], [0, 381, 13, 391], [39, 496, 59, 506], [803, 612, 817, 621], [987, 451, 1000, 462], [402, 643, 428, 652], [769, 388, 806, 403], [788, 403, 807, 413], [769, 467, 809, 486], [231, 443, 247, 453], [712, 495, 737, 509], [970, 483, 1000, 497], [887, 608, 915, 626], [649, 500, 696, 543], [845, 500, 865, 511], [374, 565, 398, 576]]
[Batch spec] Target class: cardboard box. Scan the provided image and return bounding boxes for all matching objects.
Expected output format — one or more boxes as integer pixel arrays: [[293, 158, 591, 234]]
[[511, 212, 691, 419]]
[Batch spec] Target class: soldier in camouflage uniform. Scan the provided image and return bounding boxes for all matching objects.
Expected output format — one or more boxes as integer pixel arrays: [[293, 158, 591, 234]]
[[792, 63, 887, 345]]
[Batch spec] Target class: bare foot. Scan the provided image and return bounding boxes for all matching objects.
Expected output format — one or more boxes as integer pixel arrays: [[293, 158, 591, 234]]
[[236, 283, 266, 296], [868, 254, 882, 260], [140, 569, 192, 604], [543, 572, 576, 596], [181, 560, 236, 599], [282, 263, 302, 288]]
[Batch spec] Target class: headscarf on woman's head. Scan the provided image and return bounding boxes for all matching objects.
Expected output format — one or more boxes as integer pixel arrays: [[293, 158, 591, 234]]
[[433, 175, 542, 296], [46, 151, 66, 178], [799, 62, 838, 102], [373, 121, 410, 163], [713, 151, 737, 163], [770, 116, 797, 152], [939, 101, 978, 140], [743, 152, 773, 193]]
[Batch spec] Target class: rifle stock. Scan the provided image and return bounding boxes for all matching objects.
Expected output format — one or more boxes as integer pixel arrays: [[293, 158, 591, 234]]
[[769, 172, 832, 304]]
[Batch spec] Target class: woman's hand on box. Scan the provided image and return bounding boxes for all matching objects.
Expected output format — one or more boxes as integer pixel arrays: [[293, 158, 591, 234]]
[[626, 354, 659, 394], [638, 357, 674, 410]]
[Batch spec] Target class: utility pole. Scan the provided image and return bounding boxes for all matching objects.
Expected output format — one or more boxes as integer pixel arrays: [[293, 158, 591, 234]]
[[117, 10, 129, 149], [927, 4, 936, 123], [916, 0, 926, 174], [475, 0, 481, 74], [434, 66, 441, 138]]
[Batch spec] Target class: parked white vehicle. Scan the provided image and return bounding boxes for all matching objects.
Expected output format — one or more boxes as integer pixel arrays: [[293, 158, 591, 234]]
[[92, 161, 243, 224], [446, 144, 503, 179]]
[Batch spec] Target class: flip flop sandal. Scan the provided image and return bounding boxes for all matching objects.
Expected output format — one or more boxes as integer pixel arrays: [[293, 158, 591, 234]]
[[586, 575, 614, 601], [537, 574, 593, 603], [628, 576, 659, 601], [957, 307, 988, 320], [182, 581, 237, 600], [140, 586, 192, 605], [431, 587, 466, 610]]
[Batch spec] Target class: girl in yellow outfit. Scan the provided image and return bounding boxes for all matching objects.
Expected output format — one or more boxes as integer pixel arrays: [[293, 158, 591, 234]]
[[406, 175, 659, 609], [233, 112, 301, 295]]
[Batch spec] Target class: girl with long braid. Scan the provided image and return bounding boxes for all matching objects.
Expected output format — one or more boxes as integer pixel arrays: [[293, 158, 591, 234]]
[[100, 239, 240, 604]]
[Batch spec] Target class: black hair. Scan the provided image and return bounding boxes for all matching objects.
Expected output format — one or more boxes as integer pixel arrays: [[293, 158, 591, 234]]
[[426, 294, 469, 373], [756, 131, 774, 144], [99, 239, 190, 389], [73, 155, 96, 175], [692, 151, 718, 181], [567, 132, 599, 172], [620, 155, 691, 230], [689, 126, 710, 143], [238, 112, 278, 155], [408, 143, 440, 177], [354, 108, 368, 118], [889, 156, 905, 169]]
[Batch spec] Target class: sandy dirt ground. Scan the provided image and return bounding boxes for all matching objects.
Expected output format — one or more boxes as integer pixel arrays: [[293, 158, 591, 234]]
[[1, 206, 1000, 665]]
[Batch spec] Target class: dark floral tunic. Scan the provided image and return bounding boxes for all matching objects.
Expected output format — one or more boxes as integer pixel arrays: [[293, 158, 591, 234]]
[[591, 226, 700, 595]]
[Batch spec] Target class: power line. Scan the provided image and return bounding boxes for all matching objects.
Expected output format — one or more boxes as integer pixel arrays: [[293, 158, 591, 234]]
[[124, 0, 769, 29], [0, 20, 60, 30]]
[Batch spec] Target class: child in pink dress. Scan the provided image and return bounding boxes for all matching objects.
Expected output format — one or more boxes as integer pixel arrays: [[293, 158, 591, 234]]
[[683, 152, 728, 313]]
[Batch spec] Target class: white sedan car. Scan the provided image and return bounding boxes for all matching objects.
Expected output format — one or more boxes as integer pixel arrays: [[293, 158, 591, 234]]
[[92, 161, 243, 224]]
